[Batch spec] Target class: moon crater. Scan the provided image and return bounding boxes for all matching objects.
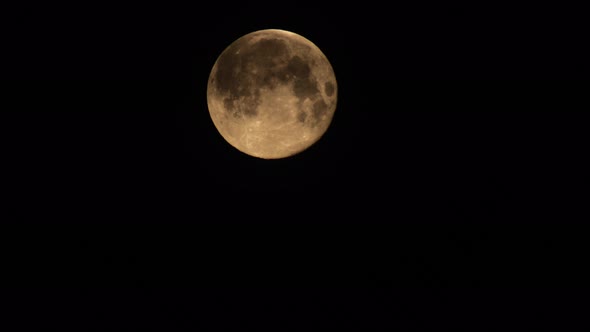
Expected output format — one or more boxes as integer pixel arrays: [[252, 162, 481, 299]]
[[207, 29, 338, 159]]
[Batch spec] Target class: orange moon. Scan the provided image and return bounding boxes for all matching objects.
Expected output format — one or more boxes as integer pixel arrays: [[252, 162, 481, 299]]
[[206, 29, 337, 159]]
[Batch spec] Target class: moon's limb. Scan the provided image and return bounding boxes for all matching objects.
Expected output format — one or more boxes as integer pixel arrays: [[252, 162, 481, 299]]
[[207, 29, 337, 159]]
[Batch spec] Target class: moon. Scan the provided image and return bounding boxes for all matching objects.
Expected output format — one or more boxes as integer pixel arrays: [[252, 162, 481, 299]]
[[207, 29, 338, 159]]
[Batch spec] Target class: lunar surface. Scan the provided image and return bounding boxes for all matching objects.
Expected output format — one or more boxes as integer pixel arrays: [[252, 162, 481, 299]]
[[207, 29, 337, 159]]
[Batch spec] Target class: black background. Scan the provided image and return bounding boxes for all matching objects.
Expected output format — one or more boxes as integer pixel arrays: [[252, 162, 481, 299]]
[[2, 1, 588, 330]]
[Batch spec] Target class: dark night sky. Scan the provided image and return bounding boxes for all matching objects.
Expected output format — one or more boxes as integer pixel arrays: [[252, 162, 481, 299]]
[[2, 1, 588, 330]]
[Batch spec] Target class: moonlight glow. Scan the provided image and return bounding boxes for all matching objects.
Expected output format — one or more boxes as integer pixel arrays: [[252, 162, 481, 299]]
[[206, 29, 338, 159]]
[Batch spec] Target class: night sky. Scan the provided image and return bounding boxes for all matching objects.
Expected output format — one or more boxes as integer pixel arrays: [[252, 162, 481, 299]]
[[3, 2, 588, 330]]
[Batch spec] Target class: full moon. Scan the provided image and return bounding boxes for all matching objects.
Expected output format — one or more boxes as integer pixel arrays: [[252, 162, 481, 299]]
[[207, 29, 338, 159]]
